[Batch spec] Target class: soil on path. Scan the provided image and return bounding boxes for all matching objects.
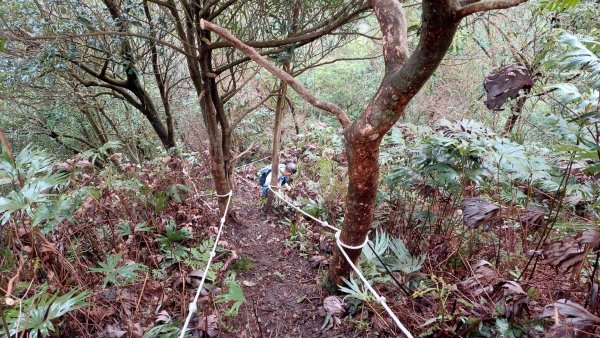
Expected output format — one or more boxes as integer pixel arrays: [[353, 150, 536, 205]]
[[220, 184, 355, 338]]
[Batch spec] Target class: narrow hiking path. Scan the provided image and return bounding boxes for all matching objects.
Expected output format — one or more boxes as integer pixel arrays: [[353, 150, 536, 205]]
[[220, 180, 362, 337]]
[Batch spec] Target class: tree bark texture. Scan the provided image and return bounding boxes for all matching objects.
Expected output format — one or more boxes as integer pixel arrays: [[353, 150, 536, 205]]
[[502, 96, 527, 136], [266, 64, 290, 211], [327, 0, 461, 285]]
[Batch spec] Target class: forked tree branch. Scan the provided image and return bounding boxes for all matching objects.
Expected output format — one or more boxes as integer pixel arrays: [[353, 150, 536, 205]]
[[456, 0, 528, 18], [200, 19, 351, 130]]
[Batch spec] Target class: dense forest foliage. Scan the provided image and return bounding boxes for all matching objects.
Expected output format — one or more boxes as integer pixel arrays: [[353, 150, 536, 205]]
[[1, 0, 599, 337]]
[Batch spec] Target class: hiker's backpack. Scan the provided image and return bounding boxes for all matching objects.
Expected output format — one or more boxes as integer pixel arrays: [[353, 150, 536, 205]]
[[258, 166, 272, 186]]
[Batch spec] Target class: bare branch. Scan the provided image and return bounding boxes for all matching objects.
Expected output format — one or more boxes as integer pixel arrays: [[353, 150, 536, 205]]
[[292, 55, 382, 78], [456, 0, 528, 18], [201, 19, 350, 130], [230, 93, 277, 131], [15, 31, 195, 58]]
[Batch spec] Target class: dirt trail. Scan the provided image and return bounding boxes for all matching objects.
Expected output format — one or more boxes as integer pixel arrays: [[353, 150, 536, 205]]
[[221, 185, 350, 338]]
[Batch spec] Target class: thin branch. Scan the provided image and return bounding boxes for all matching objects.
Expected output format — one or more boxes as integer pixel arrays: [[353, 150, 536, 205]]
[[293, 55, 382, 77], [15, 31, 195, 58], [230, 93, 277, 131], [456, 0, 529, 18], [201, 19, 350, 130]]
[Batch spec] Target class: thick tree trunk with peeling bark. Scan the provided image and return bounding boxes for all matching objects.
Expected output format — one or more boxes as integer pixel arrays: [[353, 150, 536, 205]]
[[327, 0, 461, 285]]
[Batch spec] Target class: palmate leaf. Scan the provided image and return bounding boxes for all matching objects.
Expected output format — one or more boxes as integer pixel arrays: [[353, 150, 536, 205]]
[[538, 0, 580, 12], [3, 285, 90, 338], [339, 274, 372, 306], [386, 237, 425, 274], [558, 32, 600, 89], [215, 279, 246, 317], [90, 254, 147, 287]]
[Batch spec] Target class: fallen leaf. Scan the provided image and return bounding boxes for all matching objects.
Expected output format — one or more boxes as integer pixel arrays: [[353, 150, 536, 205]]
[[196, 314, 218, 337], [323, 296, 346, 317], [103, 324, 127, 338], [519, 207, 546, 230], [461, 198, 501, 228], [308, 255, 327, 268], [540, 299, 600, 338], [242, 280, 256, 287], [155, 310, 171, 323]]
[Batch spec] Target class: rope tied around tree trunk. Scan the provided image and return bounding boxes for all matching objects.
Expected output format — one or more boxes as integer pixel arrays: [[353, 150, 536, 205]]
[[267, 186, 414, 338]]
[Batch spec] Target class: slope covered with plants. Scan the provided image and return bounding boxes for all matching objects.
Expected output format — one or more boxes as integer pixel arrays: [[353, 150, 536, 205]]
[[1, 0, 599, 337]]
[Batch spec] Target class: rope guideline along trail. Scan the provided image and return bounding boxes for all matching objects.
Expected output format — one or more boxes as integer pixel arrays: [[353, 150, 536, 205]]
[[267, 186, 414, 338], [179, 190, 233, 338]]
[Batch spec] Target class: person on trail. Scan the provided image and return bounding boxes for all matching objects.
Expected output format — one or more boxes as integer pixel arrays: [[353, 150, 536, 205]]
[[258, 162, 297, 198]]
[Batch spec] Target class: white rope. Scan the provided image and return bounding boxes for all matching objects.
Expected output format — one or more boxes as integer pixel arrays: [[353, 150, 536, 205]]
[[268, 186, 338, 232], [179, 190, 233, 338], [267, 186, 414, 338]]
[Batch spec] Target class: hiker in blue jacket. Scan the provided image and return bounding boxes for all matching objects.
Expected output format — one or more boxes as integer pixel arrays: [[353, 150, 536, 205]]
[[258, 162, 297, 198]]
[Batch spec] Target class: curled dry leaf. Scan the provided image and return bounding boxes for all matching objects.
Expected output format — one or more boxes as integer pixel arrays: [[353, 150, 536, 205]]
[[483, 63, 534, 111], [196, 314, 218, 337], [308, 255, 328, 268], [495, 281, 528, 318], [580, 229, 600, 250], [102, 324, 127, 338], [323, 296, 346, 317], [242, 280, 256, 287], [518, 207, 546, 230], [460, 198, 501, 228], [455, 260, 499, 297], [539, 238, 585, 272], [155, 310, 171, 323], [540, 299, 600, 338]]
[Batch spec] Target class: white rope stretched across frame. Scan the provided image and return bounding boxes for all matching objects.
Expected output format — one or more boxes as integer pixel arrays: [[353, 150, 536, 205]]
[[267, 186, 414, 338], [179, 190, 233, 338]]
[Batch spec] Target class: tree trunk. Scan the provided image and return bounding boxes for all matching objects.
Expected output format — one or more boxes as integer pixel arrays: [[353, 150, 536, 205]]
[[502, 96, 527, 136], [266, 64, 290, 211], [327, 134, 381, 285]]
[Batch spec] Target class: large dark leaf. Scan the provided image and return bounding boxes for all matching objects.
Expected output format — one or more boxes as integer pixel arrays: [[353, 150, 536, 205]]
[[484, 64, 534, 111], [518, 207, 546, 230], [540, 299, 600, 338], [539, 238, 585, 272], [460, 198, 501, 228]]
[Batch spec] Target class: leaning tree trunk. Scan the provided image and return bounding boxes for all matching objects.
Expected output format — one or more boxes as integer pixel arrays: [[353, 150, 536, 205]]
[[266, 63, 290, 212], [327, 133, 381, 284]]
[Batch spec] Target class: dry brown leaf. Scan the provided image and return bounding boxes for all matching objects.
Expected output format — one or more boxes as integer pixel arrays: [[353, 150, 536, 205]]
[[519, 207, 546, 230], [323, 296, 346, 317], [460, 198, 501, 228], [102, 324, 127, 338], [540, 238, 585, 272], [127, 320, 143, 338], [196, 314, 218, 337], [456, 260, 500, 296], [540, 299, 600, 338], [155, 310, 171, 323], [242, 280, 256, 287], [496, 281, 528, 318], [308, 255, 327, 268], [580, 229, 600, 250]]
